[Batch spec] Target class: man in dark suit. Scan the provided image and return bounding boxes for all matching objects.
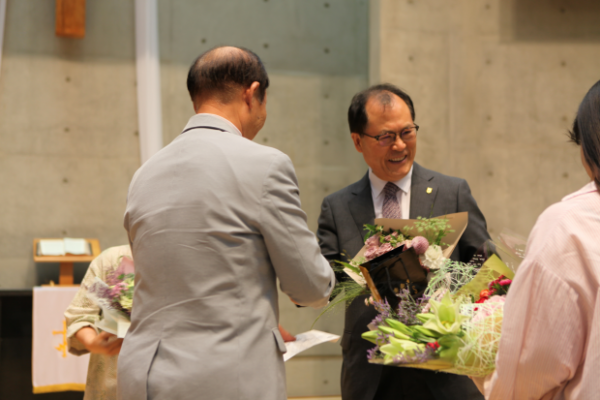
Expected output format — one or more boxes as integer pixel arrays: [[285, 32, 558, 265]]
[[317, 84, 489, 400]]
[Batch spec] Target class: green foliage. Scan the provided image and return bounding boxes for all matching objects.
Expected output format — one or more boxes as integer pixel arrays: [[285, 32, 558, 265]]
[[312, 279, 369, 327], [363, 224, 384, 241], [334, 260, 360, 275], [414, 216, 455, 246]]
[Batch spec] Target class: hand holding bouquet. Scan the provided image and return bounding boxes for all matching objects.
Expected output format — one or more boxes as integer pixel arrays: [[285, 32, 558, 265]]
[[86, 256, 135, 338]]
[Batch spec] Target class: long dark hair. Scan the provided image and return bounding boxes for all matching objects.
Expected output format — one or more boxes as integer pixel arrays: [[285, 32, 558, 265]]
[[569, 80, 600, 189]]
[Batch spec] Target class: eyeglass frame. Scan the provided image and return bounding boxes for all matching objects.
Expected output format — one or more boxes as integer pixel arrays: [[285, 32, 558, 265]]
[[360, 124, 419, 146]]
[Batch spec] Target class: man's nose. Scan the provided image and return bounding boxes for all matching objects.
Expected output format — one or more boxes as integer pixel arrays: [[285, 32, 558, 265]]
[[391, 134, 407, 150]]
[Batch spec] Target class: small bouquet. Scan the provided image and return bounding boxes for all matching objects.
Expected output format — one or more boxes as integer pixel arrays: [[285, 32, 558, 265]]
[[86, 256, 135, 338], [331, 212, 469, 307]]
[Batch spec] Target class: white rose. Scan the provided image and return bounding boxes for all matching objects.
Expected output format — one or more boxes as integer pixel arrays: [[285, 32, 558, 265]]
[[419, 244, 447, 270]]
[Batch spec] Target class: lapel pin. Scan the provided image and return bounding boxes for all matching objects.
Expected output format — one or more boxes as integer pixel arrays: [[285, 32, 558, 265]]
[[426, 187, 433, 194]]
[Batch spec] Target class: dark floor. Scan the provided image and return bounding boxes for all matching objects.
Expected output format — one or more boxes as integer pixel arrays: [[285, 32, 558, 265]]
[[0, 292, 83, 400]]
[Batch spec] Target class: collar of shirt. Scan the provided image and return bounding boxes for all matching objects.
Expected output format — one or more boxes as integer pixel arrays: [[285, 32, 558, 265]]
[[562, 180, 598, 202], [183, 113, 243, 137], [369, 166, 413, 198]]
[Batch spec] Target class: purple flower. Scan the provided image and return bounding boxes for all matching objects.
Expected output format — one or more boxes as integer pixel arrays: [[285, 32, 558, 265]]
[[366, 346, 380, 361], [110, 282, 126, 298], [411, 236, 429, 255], [370, 314, 385, 327], [87, 281, 113, 301], [365, 236, 380, 247], [390, 346, 434, 365], [372, 298, 393, 319]]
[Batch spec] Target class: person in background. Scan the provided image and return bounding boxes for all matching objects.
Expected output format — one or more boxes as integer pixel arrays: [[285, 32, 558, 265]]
[[480, 81, 600, 399], [65, 245, 131, 400]]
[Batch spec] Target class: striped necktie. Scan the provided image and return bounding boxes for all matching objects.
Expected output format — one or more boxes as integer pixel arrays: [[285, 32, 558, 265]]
[[382, 182, 402, 219]]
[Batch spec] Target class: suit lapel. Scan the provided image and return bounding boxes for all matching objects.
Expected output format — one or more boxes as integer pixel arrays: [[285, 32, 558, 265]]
[[349, 173, 375, 241], [409, 163, 439, 219]]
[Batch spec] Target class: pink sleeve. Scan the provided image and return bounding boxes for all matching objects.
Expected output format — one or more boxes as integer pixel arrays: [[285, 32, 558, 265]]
[[486, 261, 584, 400]]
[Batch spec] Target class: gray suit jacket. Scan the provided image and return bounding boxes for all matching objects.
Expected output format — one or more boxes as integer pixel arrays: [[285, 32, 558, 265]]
[[317, 163, 489, 400], [118, 114, 335, 400]]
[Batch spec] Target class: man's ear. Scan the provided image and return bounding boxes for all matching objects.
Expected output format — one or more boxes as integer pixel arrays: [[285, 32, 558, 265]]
[[243, 82, 261, 108], [351, 133, 364, 153]]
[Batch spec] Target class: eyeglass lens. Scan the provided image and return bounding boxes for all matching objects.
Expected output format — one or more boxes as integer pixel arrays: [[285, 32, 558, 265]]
[[378, 127, 417, 146]]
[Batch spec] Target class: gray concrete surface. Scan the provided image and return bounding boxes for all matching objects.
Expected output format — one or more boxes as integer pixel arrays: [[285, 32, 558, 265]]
[[373, 0, 599, 238]]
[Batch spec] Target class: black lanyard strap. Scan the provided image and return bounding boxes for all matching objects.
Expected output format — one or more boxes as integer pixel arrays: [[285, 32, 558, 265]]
[[181, 126, 227, 134]]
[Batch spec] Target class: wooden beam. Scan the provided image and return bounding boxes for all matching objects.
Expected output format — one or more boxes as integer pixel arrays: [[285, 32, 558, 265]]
[[58, 262, 74, 285], [55, 0, 85, 38]]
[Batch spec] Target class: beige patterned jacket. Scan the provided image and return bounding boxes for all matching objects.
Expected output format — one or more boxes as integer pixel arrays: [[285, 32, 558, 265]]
[[65, 245, 131, 400]]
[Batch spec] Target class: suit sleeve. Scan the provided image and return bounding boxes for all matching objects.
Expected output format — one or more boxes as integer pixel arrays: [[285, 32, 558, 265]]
[[316, 196, 341, 262], [456, 179, 490, 263], [259, 153, 335, 309]]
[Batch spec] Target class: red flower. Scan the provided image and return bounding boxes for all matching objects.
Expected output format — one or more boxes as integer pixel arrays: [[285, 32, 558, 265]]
[[427, 341, 440, 350]]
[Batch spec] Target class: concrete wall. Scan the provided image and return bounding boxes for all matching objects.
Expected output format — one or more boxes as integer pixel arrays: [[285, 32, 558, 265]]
[[0, 0, 368, 397], [372, 0, 600, 238], [315, 6, 600, 394], [0, 1, 139, 288]]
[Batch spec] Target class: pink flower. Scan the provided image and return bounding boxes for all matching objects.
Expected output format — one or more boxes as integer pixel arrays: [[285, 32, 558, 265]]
[[391, 231, 399, 237], [384, 235, 392, 241], [110, 282, 126, 298], [365, 236, 380, 247], [411, 236, 429, 255], [365, 246, 380, 261], [499, 279, 512, 286], [472, 295, 506, 324], [376, 243, 394, 257]]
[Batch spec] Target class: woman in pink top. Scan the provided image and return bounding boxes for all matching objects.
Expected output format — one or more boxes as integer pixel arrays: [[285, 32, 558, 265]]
[[481, 81, 600, 399]]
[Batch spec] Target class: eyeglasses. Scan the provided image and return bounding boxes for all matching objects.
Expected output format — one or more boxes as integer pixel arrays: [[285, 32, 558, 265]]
[[362, 124, 419, 147]]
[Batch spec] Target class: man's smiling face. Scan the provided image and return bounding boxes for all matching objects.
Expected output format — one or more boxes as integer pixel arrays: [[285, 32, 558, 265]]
[[351, 93, 417, 182]]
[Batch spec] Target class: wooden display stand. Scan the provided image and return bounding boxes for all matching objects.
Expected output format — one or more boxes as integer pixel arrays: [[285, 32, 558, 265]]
[[33, 239, 101, 286]]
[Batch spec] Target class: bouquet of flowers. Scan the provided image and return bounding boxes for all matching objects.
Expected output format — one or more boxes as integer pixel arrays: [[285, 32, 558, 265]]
[[363, 253, 517, 376], [330, 212, 469, 308], [326, 213, 524, 377], [86, 256, 135, 338]]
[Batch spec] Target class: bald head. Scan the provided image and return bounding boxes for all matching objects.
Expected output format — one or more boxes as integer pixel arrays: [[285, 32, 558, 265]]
[[187, 46, 269, 107]]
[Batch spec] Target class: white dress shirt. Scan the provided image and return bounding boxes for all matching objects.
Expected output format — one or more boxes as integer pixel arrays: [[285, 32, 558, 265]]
[[369, 166, 413, 219]]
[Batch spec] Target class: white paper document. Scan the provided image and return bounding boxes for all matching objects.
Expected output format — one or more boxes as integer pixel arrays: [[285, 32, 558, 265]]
[[38, 238, 90, 256], [283, 330, 340, 362], [63, 238, 89, 255], [39, 240, 66, 256]]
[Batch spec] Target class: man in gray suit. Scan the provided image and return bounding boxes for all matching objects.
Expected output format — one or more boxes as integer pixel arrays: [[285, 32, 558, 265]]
[[118, 46, 335, 400], [317, 84, 489, 400]]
